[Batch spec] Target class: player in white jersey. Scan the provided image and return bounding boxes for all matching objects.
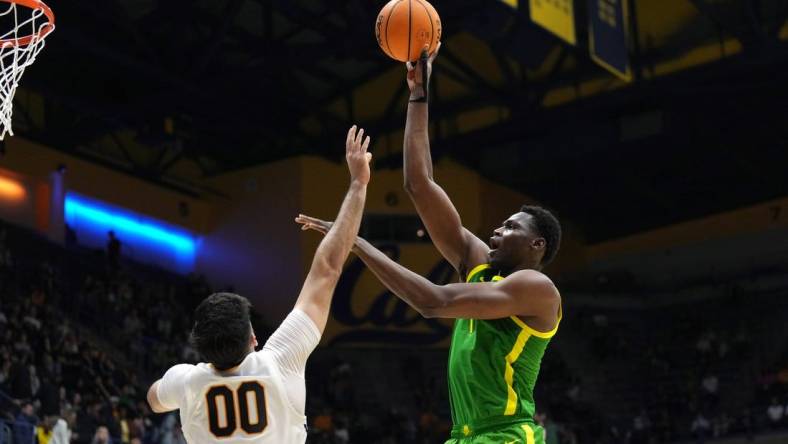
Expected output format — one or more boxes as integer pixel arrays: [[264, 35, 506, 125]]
[[146, 125, 373, 443]]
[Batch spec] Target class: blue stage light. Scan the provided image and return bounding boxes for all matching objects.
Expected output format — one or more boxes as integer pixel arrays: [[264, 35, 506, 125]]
[[64, 193, 196, 258]]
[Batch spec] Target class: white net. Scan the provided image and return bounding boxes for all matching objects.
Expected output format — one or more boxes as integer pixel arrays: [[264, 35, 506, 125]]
[[0, 1, 53, 140]]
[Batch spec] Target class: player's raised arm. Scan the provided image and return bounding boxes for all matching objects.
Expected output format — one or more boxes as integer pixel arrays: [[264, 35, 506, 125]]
[[293, 126, 371, 334], [403, 45, 489, 276], [295, 216, 559, 323]]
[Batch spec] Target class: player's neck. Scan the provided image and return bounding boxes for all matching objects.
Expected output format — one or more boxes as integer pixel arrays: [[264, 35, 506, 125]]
[[500, 260, 542, 276], [210, 363, 241, 374], [209, 351, 252, 374], [208, 347, 254, 374]]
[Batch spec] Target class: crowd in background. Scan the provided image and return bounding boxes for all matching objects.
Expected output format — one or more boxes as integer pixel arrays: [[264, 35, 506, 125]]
[[1, 221, 788, 443], [0, 225, 195, 444], [573, 291, 788, 444]]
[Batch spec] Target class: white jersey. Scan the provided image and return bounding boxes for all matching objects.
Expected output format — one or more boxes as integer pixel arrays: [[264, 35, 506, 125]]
[[156, 309, 321, 443]]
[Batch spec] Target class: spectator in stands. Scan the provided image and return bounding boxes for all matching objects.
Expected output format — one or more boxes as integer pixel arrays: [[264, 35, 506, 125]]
[[312, 406, 334, 439], [0, 228, 11, 270], [65, 224, 78, 248], [50, 408, 76, 444], [155, 306, 173, 339], [655, 408, 675, 442], [535, 412, 561, 444], [8, 358, 33, 400], [0, 359, 9, 389], [172, 423, 188, 444], [712, 412, 731, 438], [566, 378, 581, 402], [778, 364, 788, 386], [690, 411, 711, 444], [107, 231, 121, 272], [697, 328, 719, 368], [717, 337, 729, 360], [732, 407, 755, 441], [334, 416, 350, 444], [153, 413, 178, 444], [128, 413, 146, 442], [631, 409, 651, 444], [75, 401, 102, 444], [13, 401, 37, 444], [31, 286, 46, 307], [767, 397, 785, 429], [418, 407, 437, 440], [91, 425, 112, 444], [732, 324, 751, 358], [328, 361, 355, 410], [115, 404, 135, 443], [701, 373, 720, 408], [590, 313, 611, 361], [36, 415, 56, 443], [37, 372, 60, 418], [122, 310, 143, 338]]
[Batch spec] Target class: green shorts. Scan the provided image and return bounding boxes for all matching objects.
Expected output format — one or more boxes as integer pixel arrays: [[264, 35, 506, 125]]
[[445, 421, 545, 444]]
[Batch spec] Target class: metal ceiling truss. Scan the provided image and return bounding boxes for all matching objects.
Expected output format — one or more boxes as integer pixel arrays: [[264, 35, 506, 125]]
[[5, 0, 787, 240]]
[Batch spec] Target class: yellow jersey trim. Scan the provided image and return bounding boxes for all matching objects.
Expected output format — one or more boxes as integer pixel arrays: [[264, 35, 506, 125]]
[[467, 264, 500, 334], [522, 424, 536, 444], [466, 263, 561, 338], [466, 264, 504, 283], [466, 263, 492, 282], [510, 304, 562, 339], [504, 327, 531, 415]]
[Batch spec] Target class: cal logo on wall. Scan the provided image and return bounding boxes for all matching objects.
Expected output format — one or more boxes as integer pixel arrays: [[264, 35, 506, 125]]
[[529, 0, 577, 45], [322, 243, 456, 348], [588, 0, 632, 81]]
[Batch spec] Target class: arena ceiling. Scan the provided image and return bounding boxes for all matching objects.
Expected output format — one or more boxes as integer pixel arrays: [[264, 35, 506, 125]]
[[9, 0, 788, 241]]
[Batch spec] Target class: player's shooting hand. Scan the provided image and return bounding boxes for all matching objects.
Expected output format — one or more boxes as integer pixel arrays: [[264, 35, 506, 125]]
[[346, 125, 372, 185], [406, 42, 440, 96], [295, 214, 333, 235]]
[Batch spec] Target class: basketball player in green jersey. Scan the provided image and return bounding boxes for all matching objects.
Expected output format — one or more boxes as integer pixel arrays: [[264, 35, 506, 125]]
[[296, 46, 562, 443]]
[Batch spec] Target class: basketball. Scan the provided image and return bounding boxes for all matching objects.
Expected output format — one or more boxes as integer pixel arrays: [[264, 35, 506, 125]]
[[375, 0, 442, 62]]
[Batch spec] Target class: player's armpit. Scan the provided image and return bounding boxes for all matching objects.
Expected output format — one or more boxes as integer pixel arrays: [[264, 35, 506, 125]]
[[420, 269, 559, 321], [147, 380, 176, 413]]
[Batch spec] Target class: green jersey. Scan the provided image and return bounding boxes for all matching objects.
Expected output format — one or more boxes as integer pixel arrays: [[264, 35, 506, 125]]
[[447, 264, 561, 440]]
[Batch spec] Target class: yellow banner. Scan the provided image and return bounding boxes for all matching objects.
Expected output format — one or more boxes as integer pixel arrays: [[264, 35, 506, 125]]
[[500, 0, 519, 8], [529, 0, 577, 45]]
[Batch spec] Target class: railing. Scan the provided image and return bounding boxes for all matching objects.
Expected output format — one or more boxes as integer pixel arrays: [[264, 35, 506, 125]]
[[0, 420, 11, 444]]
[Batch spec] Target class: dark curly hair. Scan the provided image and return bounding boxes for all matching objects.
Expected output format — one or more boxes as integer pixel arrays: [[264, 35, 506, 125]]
[[190, 293, 253, 370], [521, 205, 562, 266]]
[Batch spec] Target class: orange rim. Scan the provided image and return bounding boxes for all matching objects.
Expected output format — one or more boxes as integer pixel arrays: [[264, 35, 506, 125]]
[[0, 0, 55, 47]]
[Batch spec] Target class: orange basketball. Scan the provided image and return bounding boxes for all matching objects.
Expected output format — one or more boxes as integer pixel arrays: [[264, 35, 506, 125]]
[[375, 0, 442, 62]]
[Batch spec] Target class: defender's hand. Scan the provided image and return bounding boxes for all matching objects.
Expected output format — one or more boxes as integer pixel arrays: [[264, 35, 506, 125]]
[[346, 125, 372, 185]]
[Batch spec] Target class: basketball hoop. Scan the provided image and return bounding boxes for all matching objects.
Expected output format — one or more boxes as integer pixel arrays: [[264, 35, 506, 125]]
[[0, 0, 55, 140]]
